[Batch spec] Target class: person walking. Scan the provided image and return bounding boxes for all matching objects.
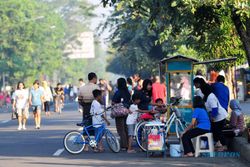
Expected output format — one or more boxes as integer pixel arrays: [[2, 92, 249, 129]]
[[29, 80, 44, 129], [54, 83, 64, 114], [112, 78, 131, 150], [78, 73, 99, 128], [12, 82, 29, 130], [41, 81, 53, 116], [211, 75, 230, 111]]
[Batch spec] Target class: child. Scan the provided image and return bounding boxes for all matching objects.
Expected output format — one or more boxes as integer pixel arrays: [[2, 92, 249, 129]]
[[154, 98, 167, 122], [90, 89, 110, 152], [126, 93, 141, 153], [229, 99, 245, 136]]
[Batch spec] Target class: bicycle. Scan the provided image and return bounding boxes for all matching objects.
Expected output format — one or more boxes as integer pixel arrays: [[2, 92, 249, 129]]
[[135, 97, 187, 151], [63, 109, 120, 154]]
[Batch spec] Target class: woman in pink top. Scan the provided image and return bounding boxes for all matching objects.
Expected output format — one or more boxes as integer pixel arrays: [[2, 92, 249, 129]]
[[0, 91, 4, 108]]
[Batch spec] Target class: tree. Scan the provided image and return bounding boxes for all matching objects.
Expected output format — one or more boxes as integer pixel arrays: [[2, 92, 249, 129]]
[[0, 0, 65, 86], [99, 1, 188, 77], [101, 0, 249, 65]]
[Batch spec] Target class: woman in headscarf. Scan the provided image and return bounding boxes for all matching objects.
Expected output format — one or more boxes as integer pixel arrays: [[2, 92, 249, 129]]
[[229, 100, 245, 136]]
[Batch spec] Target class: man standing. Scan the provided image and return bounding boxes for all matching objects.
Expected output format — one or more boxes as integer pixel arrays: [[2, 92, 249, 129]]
[[78, 73, 99, 124], [77, 78, 85, 113], [212, 75, 230, 111], [152, 76, 167, 103]]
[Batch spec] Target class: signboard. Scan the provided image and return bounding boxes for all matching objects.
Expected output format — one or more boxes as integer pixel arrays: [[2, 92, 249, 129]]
[[64, 32, 95, 59]]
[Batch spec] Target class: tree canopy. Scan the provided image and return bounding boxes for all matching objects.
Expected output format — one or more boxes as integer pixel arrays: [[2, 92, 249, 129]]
[[100, 0, 250, 77], [0, 0, 65, 85]]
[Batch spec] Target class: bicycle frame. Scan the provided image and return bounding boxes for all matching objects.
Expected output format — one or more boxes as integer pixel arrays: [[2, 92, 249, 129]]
[[165, 105, 186, 138], [76, 123, 106, 146]]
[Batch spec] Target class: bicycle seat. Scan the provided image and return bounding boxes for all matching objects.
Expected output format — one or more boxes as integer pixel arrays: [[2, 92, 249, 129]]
[[76, 122, 84, 127]]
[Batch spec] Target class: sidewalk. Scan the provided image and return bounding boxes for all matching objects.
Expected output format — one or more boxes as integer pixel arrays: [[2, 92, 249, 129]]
[[240, 101, 250, 115]]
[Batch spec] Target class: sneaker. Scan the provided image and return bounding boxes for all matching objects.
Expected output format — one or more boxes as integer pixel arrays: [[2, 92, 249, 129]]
[[18, 126, 22, 130], [78, 127, 83, 131], [22, 125, 26, 130]]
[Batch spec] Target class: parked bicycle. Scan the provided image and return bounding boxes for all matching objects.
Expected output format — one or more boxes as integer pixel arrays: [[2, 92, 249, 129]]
[[135, 97, 187, 151], [63, 108, 120, 154]]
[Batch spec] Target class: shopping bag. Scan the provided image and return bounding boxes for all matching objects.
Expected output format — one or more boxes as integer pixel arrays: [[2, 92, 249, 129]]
[[11, 110, 18, 120], [148, 130, 164, 150]]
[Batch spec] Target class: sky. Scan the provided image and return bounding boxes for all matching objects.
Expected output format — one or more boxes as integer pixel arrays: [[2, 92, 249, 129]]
[[87, 0, 112, 48]]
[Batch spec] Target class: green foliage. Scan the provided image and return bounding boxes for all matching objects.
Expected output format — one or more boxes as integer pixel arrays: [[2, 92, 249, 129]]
[[245, 116, 250, 128], [0, 0, 65, 86], [101, 0, 250, 76]]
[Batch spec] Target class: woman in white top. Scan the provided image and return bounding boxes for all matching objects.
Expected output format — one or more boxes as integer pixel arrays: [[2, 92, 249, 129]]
[[12, 82, 29, 130], [199, 83, 228, 151], [41, 81, 53, 116]]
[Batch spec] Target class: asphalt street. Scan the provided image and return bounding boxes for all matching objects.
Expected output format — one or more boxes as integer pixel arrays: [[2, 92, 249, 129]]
[[0, 102, 250, 167]]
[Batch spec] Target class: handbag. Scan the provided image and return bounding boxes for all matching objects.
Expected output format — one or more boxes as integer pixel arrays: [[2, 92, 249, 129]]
[[11, 109, 18, 120], [110, 103, 130, 118]]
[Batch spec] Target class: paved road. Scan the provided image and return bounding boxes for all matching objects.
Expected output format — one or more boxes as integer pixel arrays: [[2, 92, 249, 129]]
[[0, 102, 249, 167]]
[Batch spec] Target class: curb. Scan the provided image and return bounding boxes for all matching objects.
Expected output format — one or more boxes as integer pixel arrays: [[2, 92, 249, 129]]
[[231, 137, 250, 162]]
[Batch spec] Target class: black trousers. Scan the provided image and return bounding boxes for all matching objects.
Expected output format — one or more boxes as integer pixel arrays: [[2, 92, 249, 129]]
[[44, 101, 50, 112], [182, 128, 210, 154], [115, 117, 128, 149], [80, 102, 94, 135], [211, 119, 226, 145]]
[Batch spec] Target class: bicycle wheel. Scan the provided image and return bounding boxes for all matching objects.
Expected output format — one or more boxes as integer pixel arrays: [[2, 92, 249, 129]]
[[64, 131, 85, 154], [135, 121, 148, 151], [105, 130, 120, 153]]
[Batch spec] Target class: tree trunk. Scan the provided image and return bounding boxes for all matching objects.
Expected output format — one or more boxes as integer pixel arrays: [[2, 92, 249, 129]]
[[231, 11, 250, 65]]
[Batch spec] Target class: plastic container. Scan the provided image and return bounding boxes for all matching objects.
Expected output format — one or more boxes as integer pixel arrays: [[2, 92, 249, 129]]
[[170, 144, 182, 157]]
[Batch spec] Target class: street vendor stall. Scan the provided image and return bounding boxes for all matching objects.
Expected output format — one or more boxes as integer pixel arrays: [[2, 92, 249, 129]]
[[160, 55, 198, 125]]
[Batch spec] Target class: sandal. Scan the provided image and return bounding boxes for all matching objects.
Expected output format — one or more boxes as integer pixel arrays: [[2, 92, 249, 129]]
[[183, 153, 194, 157], [127, 150, 137, 153]]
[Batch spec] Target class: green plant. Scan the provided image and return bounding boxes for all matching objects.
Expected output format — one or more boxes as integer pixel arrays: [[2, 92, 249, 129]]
[[245, 116, 250, 128]]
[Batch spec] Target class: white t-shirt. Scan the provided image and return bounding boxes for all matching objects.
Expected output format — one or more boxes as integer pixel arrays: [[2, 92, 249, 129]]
[[90, 100, 104, 128], [126, 104, 139, 125], [205, 93, 228, 122], [41, 87, 52, 102], [13, 89, 29, 109]]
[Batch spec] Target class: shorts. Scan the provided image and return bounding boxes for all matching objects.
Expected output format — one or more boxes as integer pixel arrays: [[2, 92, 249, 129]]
[[16, 108, 29, 118], [127, 124, 136, 136], [32, 106, 41, 114], [94, 127, 104, 137]]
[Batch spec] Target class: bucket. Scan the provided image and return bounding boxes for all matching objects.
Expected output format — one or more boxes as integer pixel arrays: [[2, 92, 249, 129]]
[[170, 144, 182, 157]]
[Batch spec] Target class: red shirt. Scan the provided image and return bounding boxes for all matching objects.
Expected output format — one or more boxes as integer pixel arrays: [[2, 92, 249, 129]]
[[152, 83, 166, 103]]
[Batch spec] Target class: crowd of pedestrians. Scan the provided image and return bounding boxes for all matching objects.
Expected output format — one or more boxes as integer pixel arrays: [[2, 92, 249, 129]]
[[2, 70, 246, 157]]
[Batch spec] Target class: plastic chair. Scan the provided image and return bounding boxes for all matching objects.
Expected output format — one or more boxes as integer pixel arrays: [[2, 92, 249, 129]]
[[194, 133, 214, 157]]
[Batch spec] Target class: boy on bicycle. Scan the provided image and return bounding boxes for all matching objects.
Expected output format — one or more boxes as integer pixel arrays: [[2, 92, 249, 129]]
[[90, 89, 110, 152]]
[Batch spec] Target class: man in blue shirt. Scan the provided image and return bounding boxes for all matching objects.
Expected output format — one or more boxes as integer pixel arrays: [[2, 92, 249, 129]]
[[212, 75, 230, 111]]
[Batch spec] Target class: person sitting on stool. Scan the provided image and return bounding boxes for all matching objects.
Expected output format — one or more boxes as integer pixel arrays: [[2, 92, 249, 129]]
[[181, 96, 211, 157]]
